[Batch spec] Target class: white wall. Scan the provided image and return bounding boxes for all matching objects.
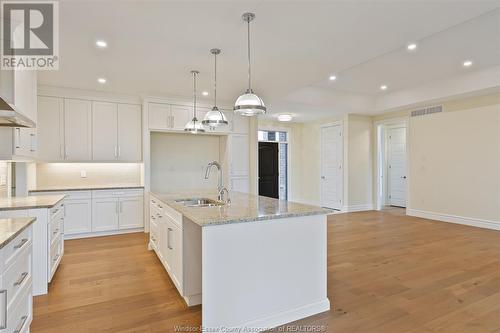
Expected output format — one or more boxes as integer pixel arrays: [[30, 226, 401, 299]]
[[36, 163, 143, 188], [150, 132, 220, 193], [409, 105, 500, 223]]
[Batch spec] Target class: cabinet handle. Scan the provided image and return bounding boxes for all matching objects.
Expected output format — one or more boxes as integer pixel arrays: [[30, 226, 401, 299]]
[[0, 290, 6, 329], [13, 315, 28, 333], [14, 238, 28, 250], [167, 227, 173, 250], [15, 128, 21, 149], [30, 133, 36, 152], [60, 144, 63, 159], [53, 228, 59, 235], [64, 145, 68, 159], [114, 146, 118, 159], [118, 146, 121, 158], [14, 272, 28, 286], [53, 254, 60, 262]]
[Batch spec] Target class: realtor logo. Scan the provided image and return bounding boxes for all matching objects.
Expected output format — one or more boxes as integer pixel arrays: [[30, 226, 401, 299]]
[[1, 0, 59, 70]]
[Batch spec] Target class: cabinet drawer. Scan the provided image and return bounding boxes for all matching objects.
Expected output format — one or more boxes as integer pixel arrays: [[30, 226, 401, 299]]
[[49, 216, 63, 245], [3, 283, 32, 333], [163, 204, 182, 228], [33, 191, 91, 200], [149, 219, 160, 252], [92, 189, 143, 199], [2, 243, 32, 310], [49, 235, 63, 282], [2, 228, 32, 269], [50, 201, 64, 219]]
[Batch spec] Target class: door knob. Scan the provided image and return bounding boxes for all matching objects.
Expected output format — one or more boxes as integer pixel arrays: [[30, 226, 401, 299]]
[[401, 176, 407, 179]]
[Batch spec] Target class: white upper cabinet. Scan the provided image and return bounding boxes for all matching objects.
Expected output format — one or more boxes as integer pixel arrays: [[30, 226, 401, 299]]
[[92, 101, 118, 161], [117, 104, 142, 161], [149, 103, 170, 130], [37, 96, 142, 162], [37, 96, 64, 161], [64, 99, 92, 161], [170, 105, 192, 131]]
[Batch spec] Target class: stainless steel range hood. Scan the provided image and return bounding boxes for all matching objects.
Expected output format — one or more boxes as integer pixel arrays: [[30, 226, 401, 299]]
[[0, 96, 35, 128]]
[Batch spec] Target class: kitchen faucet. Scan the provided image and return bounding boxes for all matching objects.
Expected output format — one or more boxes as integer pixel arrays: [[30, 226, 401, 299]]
[[204, 161, 231, 204]]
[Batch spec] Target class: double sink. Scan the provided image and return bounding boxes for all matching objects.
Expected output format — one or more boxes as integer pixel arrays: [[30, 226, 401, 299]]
[[175, 198, 225, 208]]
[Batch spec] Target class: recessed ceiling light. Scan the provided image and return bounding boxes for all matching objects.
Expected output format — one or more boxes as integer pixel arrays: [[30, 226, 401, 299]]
[[380, 85, 388, 91], [278, 114, 293, 122], [329, 75, 337, 81], [97, 78, 107, 84], [463, 60, 473, 67], [202, 91, 209, 96], [407, 43, 417, 51], [96, 40, 107, 48]]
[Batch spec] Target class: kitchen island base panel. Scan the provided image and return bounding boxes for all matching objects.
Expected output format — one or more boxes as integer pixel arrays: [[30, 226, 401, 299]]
[[202, 214, 330, 331]]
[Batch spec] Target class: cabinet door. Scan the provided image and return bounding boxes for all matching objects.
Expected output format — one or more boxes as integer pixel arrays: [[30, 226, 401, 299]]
[[37, 96, 64, 161], [119, 196, 144, 229], [170, 105, 192, 130], [64, 199, 92, 235], [230, 134, 249, 176], [92, 197, 119, 232], [148, 103, 170, 130], [64, 99, 92, 161], [118, 104, 142, 161], [167, 220, 183, 289], [92, 101, 118, 161], [14, 68, 37, 121]]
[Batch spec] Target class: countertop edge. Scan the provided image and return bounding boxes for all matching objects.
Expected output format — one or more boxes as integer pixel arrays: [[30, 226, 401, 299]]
[[0, 195, 66, 212], [0, 217, 36, 249], [29, 185, 145, 192]]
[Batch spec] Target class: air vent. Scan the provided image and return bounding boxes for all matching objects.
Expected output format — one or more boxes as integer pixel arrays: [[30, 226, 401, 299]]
[[410, 105, 443, 117]]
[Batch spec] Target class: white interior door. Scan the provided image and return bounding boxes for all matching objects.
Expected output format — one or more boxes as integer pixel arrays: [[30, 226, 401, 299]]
[[321, 125, 343, 210], [387, 126, 407, 207]]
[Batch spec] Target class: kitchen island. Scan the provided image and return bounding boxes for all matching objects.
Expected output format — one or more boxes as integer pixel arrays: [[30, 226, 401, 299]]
[[149, 191, 332, 332]]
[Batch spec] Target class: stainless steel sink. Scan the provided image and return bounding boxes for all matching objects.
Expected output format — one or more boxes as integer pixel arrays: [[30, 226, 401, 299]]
[[174, 198, 225, 207]]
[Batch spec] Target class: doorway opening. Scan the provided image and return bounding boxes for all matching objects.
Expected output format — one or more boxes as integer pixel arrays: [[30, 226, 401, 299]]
[[258, 130, 288, 200], [375, 120, 408, 210]]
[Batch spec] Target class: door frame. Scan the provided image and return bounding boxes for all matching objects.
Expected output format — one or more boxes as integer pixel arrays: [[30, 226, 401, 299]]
[[374, 117, 409, 211], [258, 126, 292, 201], [320, 121, 344, 211]]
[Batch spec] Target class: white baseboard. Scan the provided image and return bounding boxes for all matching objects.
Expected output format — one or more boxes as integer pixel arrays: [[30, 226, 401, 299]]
[[343, 204, 374, 213], [64, 228, 144, 240], [407, 209, 500, 231], [237, 298, 330, 332]]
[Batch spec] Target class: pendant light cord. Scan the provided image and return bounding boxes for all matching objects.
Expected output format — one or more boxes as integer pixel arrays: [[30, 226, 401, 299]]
[[193, 71, 197, 119], [214, 52, 217, 108], [247, 17, 252, 93]]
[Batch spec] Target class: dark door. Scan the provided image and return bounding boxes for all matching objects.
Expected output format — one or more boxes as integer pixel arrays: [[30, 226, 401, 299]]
[[259, 142, 279, 199]]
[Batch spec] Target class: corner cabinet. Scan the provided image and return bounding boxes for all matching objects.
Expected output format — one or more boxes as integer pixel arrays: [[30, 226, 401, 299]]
[[37, 95, 142, 162]]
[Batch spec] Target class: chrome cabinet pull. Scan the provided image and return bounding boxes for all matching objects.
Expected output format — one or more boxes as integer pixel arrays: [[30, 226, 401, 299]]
[[14, 272, 28, 286], [53, 228, 59, 235], [13, 315, 28, 333], [53, 254, 60, 262], [14, 238, 28, 250], [167, 228, 173, 250], [0, 290, 6, 329]]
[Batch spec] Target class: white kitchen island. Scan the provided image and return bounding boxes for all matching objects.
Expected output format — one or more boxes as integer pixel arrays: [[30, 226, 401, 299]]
[[149, 191, 332, 332]]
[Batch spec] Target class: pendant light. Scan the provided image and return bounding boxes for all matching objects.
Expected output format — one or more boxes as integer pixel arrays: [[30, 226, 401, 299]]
[[233, 12, 266, 116], [184, 70, 206, 134], [202, 48, 228, 127]]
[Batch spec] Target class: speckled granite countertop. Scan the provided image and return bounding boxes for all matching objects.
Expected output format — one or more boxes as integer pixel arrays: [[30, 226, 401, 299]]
[[29, 185, 144, 192], [0, 217, 36, 248], [151, 191, 333, 227], [0, 195, 65, 211]]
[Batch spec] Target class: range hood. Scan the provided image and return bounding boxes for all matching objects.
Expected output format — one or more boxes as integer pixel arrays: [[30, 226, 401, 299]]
[[0, 96, 35, 128]]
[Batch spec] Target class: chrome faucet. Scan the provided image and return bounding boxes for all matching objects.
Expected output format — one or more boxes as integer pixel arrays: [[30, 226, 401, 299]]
[[204, 161, 231, 204]]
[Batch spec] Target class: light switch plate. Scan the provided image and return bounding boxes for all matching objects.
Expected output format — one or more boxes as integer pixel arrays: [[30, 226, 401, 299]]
[[80, 170, 87, 178]]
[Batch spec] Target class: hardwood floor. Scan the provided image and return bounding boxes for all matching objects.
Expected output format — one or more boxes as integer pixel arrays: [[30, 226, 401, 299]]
[[33, 209, 500, 332]]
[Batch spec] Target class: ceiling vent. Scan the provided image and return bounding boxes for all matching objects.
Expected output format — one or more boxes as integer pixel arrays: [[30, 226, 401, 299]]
[[410, 105, 443, 117]]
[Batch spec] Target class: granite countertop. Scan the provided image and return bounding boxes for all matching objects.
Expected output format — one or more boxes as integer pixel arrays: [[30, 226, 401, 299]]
[[0, 195, 66, 211], [151, 191, 333, 227], [29, 185, 144, 192], [0, 217, 36, 249]]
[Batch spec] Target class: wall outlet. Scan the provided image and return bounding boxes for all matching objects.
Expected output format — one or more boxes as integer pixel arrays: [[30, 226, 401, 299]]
[[80, 170, 87, 178]]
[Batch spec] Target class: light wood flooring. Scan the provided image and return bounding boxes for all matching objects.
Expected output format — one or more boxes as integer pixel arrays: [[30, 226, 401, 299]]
[[32, 209, 500, 332]]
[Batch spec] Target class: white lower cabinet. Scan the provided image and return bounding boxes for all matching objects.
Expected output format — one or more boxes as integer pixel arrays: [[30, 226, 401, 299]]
[[149, 194, 201, 306], [32, 189, 144, 239], [0, 224, 33, 333]]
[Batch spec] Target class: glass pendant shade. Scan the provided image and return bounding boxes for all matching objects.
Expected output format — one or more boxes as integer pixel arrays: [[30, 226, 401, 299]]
[[184, 116, 205, 134], [203, 107, 228, 126], [234, 91, 266, 116]]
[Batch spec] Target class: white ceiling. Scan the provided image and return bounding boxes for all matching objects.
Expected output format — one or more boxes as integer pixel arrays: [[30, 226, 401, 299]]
[[39, 1, 500, 122]]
